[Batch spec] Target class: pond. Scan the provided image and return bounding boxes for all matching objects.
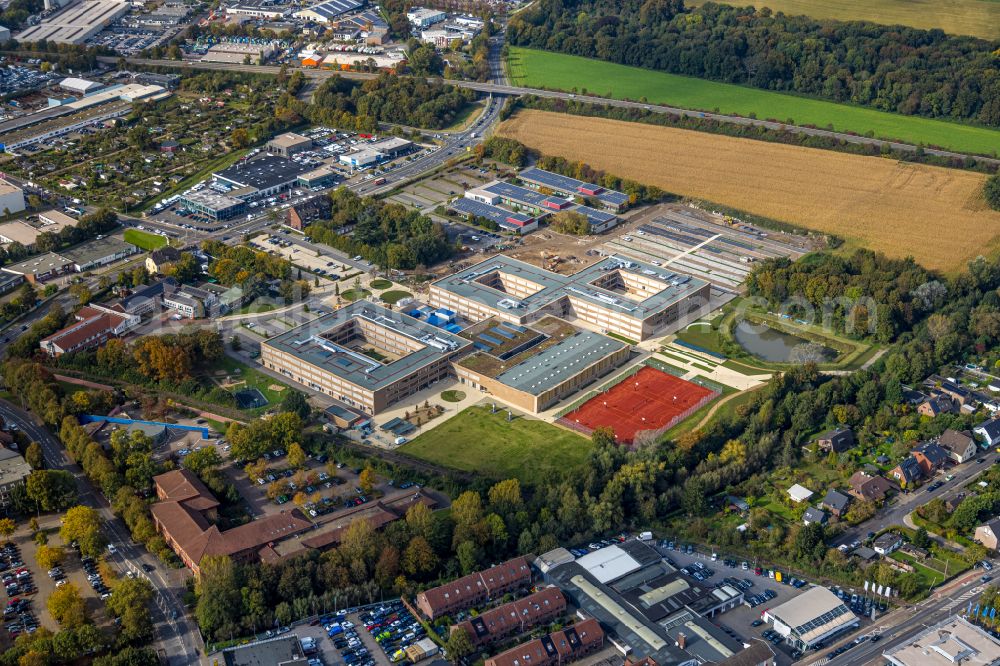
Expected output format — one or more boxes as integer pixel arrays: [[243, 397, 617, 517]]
[[733, 320, 836, 363]]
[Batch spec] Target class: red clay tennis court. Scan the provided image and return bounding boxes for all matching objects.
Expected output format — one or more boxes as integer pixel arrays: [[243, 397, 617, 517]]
[[560, 366, 718, 444]]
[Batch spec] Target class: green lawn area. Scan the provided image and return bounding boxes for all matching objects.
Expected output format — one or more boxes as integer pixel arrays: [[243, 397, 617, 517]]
[[606, 332, 638, 345], [675, 323, 728, 355], [440, 390, 465, 403], [370, 279, 393, 289], [237, 301, 276, 315], [342, 288, 371, 302], [206, 356, 292, 410], [380, 290, 412, 305], [507, 47, 1000, 156], [400, 405, 592, 486], [123, 229, 167, 251]]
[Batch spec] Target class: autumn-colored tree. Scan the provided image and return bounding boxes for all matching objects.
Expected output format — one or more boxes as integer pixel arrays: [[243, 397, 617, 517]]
[[287, 442, 306, 469], [59, 506, 105, 558], [47, 583, 87, 628], [0, 518, 15, 541], [132, 337, 192, 384], [402, 535, 437, 576], [36, 544, 65, 570], [359, 467, 376, 495], [244, 459, 267, 482], [25, 442, 43, 470]]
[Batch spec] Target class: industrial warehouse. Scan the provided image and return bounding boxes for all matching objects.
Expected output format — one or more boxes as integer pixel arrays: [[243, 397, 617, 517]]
[[0, 83, 170, 151], [428, 255, 711, 342], [16, 0, 129, 44], [537, 542, 748, 664], [260, 301, 472, 416]]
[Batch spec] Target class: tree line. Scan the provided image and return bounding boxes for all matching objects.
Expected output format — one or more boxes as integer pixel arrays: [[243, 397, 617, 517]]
[[507, 0, 1000, 129], [514, 95, 1000, 174]]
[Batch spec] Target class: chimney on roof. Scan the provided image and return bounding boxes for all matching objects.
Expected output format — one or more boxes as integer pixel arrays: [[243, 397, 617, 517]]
[[676, 633, 686, 650]]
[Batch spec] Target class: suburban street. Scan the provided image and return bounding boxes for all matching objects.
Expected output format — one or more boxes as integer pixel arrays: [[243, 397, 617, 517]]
[[832, 453, 998, 548], [0, 400, 204, 663]]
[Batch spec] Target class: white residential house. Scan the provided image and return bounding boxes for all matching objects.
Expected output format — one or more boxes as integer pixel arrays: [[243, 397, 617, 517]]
[[975, 419, 1000, 447]]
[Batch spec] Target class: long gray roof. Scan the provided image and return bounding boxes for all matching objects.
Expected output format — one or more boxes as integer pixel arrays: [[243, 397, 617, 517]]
[[433, 254, 708, 320], [263, 301, 471, 391]]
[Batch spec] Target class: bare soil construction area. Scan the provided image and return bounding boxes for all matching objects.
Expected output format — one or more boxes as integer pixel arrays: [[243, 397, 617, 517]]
[[499, 110, 1000, 273]]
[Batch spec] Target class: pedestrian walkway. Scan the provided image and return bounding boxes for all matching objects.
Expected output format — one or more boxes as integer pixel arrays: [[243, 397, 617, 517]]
[[658, 342, 771, 391]]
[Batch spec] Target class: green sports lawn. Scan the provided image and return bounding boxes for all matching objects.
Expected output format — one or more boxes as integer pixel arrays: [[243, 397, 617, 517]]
[[399, 405, 592, 486], [124, 228, 168, 251], [507, 47, 1000, 156]]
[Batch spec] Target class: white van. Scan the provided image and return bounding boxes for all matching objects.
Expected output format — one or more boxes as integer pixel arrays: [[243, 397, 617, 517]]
[[638, 531, 653, 541], [394, 436, 408, 445]]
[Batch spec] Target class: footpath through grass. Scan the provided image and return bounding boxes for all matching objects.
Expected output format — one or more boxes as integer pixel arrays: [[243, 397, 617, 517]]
[[400, 405, 591, 486], [507, 47, 1000, 156], [123, 228, 167, 251]]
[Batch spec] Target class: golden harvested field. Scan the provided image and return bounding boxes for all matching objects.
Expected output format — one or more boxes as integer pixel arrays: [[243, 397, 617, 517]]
[[499, 110, 1000, 273]]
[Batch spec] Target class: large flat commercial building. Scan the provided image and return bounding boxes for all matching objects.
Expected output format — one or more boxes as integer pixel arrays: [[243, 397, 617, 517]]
[[295, 0, 364, 22], [883, 615, 1000, 666], [0, 181, 25, 215], [16, 0, 129, 44], [429, 255, 710, 342], [214, 154, 312, 199], [261, 301, 472, 415], [179, 190, 247, 221], [541, 541, 745, 665], [519, 167, 630, 212], [763, 587, 858, 651], [0, 84, 169, 151]]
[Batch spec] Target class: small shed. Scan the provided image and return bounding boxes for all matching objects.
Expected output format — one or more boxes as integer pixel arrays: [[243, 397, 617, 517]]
[[787, 483, 814, 503]]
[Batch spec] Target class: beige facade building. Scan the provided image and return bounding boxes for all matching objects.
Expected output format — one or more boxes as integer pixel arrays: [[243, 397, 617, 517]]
[[261, 301, 470, 415], [428, 255, 709, 342]]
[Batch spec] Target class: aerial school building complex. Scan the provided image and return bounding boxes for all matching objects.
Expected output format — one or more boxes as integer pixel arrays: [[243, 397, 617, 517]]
[[262, 256, 709, 416], [428, 255, 710, 343]]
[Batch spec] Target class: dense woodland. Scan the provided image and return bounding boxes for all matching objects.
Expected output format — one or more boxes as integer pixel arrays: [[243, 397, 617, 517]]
[[507, 0, 1000, 127], [310, 73, 476, 130], [306, 188, 454, 269]]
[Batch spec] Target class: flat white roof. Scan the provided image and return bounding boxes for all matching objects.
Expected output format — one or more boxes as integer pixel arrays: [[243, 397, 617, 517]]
[[884, 615, 1000, 666], [576, 545, 642, 584], [788, 483, 814, 502]]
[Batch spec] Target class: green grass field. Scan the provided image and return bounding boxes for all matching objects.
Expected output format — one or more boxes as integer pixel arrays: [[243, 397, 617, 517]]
[[688, 0, 1000, 40], [124, 228, 168, 251], [400, 405, 592, 485], [507, 47, 1000, 156]]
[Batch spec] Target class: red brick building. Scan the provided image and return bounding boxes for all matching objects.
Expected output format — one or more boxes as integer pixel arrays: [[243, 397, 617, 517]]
[[483, 618, 605, 666], [415, 556, 532, 621], [452, 587, 566, 648]]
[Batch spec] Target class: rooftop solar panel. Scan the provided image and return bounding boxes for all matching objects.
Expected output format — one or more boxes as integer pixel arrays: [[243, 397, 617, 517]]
[[479, 333, 503, 346], [490, 327, 513, 339]]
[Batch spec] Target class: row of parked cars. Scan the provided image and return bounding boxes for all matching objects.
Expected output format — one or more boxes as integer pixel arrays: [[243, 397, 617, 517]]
[[323, 614, 374, 666], [83, 556, 112, 600], [745, 588, 777, 608], [360, 600, 426, 663]]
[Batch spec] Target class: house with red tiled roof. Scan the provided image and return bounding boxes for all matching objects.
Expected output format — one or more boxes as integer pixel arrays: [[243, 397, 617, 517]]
[[150, 469, 311, 576], [39, 304, 139, 357], [482, 618, 604, 666], [415, 556, 532, 620], [452, 587, 566, 648]]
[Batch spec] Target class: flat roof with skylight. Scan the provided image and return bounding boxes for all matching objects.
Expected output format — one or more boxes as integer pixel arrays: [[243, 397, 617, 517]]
[[261, 301, 471, 392], [432, 254, 709, 321]]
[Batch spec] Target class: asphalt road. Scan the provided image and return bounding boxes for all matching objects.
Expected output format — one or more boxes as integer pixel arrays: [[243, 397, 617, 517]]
[[832, 454, 998, 548], [103, 56, 1000, 168], [811, 567, 990, 665], [0, 400, 204, 663]]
